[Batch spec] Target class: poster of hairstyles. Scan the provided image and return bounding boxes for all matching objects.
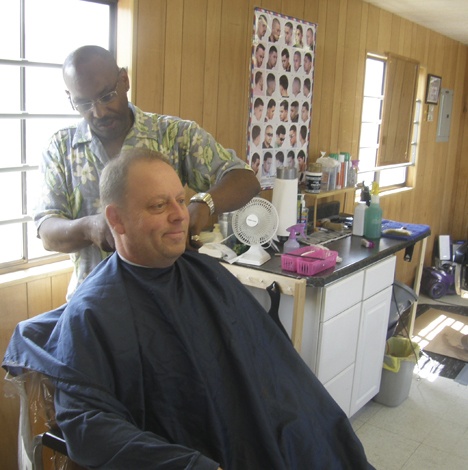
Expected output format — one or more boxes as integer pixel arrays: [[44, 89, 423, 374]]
[[248, 8, 316, 189]]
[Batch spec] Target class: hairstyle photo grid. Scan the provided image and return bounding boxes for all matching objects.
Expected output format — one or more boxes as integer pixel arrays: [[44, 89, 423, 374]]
[[249, 8, 316, 188]]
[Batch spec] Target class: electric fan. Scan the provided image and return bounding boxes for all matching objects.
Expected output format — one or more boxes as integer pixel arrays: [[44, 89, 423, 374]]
[[232, 197, 279, 266]]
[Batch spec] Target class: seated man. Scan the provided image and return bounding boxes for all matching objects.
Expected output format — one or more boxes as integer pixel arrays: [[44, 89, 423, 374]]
[[3, 149, 373, 469]]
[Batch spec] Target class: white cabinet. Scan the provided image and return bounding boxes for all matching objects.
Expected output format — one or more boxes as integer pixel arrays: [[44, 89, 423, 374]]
[[315, 256, 396, 417], [241, 254, 397, 417], [350, 286, 392, 415]]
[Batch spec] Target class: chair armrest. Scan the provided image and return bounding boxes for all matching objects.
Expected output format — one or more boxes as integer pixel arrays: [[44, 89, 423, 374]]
[[42, 427, 68, 456]]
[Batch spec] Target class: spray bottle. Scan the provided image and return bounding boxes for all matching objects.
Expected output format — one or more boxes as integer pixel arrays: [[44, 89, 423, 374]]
[[364, 182, 383, 240], [283, 223, 307, 253]]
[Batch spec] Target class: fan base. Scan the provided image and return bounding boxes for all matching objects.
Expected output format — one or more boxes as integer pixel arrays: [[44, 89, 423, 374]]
[[236, 245, 271, 266]]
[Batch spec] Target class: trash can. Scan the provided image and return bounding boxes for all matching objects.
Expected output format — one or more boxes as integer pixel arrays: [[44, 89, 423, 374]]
[[373, 336, 420, 407]]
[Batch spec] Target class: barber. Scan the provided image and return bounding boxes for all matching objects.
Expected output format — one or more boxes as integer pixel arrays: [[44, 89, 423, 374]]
[[34, 45, 260, 298]]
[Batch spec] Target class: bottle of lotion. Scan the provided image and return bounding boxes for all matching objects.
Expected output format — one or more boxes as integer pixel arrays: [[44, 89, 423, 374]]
[[352, 201, 367, 236]]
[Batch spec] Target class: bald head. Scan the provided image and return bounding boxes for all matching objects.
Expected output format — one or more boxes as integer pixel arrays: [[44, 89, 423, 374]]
[[63, 45, 119, 89], [62, 46, 132, 143]]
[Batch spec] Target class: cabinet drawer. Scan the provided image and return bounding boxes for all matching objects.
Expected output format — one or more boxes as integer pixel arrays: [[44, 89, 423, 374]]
[[324, 364, 354, 417], [317, 303, 361, 384], [322, 270, 364, 321], [362, 256, 396, 300]]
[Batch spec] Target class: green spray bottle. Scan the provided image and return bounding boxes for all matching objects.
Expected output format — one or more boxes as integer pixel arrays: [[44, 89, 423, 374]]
[[364, 182, 382, 240]]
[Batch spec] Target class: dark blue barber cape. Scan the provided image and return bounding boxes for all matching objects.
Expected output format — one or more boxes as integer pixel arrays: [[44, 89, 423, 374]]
[[4, 251, 373, 469]]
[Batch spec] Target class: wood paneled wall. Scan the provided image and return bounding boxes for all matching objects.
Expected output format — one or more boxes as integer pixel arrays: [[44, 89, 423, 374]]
[[123, 0, 468, 284]]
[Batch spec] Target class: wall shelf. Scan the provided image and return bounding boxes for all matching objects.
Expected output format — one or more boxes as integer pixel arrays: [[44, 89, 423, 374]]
[[302, 187, 356, 229]]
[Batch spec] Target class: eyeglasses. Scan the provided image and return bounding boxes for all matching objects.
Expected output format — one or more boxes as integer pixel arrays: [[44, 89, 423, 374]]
[[68, 69, 123, 113]]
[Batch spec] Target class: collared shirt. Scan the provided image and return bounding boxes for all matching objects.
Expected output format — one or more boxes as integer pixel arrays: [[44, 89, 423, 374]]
[[34, 104, 249, 298]]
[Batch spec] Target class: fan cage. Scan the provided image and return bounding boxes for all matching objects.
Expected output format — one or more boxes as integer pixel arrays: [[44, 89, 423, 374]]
[[232, 197, 279, 246]]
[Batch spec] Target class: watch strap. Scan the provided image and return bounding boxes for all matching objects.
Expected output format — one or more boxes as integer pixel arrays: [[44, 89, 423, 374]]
[[190, 192, 215, 215]]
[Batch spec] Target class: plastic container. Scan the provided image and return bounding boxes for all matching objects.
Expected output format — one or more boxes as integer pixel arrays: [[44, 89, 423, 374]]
[[281, 245, 331, 271], [373, 336, 420, 407], [297, 252, 338, 275], [281, 246, 338, 274], [304, 162, 322, 194], [321, 166, 337, 191], [347, 160, 359, 188], [364, 194, 382, 239], [316, 154, 338, 191], [352, 201, 367, 236]]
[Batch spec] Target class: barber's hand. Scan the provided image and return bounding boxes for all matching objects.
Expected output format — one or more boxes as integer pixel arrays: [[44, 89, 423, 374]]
[[187, 202, 211, 250], [87, 213, 115, 252]]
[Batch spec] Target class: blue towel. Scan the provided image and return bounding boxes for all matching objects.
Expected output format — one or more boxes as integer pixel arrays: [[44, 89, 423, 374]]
[[381, 219, 431, 241]]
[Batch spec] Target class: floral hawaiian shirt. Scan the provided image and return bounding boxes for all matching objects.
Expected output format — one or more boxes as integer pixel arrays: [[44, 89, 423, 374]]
[[34, 104, 249, 298]]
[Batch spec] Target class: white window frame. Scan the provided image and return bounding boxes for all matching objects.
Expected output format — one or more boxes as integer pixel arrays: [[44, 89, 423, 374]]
[[358, 53, 421, 192], [0, 0, 117, 274]]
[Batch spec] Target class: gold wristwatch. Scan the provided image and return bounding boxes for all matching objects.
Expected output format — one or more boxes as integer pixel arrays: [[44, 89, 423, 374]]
[[190, 192, 215, 215]]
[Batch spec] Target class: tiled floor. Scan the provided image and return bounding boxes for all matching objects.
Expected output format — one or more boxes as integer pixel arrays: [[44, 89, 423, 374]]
[[350, 294, 468, 469]]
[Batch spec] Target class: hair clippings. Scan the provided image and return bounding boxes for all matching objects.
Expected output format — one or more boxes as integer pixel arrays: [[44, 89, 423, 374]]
[[361, 238, 374, 248]]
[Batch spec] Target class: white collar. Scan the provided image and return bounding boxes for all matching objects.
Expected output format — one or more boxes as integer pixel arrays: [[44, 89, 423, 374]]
[[117, 252, 151, 268]]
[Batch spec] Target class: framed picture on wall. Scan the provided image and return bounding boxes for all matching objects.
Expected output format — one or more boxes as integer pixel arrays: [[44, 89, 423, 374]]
[[425, 74, 442, 104]]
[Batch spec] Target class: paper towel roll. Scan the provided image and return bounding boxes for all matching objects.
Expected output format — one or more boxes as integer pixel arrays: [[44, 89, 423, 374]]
[[272, 167, 298, 238]]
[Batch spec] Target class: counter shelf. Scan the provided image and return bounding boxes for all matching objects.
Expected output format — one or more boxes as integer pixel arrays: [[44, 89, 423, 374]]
[[302, 186, 356, 230]]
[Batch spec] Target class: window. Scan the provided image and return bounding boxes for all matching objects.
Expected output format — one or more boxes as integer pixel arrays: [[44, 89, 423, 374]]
[[358, 53, 420, 191], [0, 0, 116, 272]]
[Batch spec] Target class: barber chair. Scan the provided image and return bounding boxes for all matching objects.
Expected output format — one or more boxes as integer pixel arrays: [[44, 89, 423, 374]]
[[5, 282, 290, 470], [454, 240, 468, 298], [4, 305, 83, 470], [5, 369, 82, 470]]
